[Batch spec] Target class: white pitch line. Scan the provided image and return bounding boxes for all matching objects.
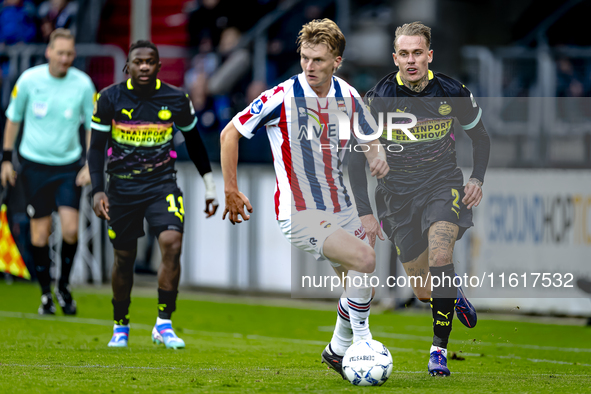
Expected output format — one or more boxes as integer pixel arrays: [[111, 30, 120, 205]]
[[317, 326, 591, 353], [1, 363, 590, 378], [2, 311, 590, 369]]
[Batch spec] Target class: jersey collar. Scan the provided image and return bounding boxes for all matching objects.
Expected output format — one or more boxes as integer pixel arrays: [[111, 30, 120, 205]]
[[395, 70, 434, 85], [297, 73, 335, 98], [126, 78, 162, 90]]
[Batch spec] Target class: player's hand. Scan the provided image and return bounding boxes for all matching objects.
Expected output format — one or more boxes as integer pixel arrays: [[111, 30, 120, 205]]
[[369, 157, 389, 179], [463, 178, 483, 209], [222, 190, 253, 225], [1, 161, 16, 187], [76, 164, 91, 186], [92, 192, 110, 220], [204, 198, 219, 218], [360, 214, 385, 248]]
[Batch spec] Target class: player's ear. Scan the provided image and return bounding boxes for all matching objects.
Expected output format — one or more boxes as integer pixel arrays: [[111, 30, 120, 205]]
[[428, 50, 433, 63], [333, 56, 342, 71], [392, 53, 398, 67]]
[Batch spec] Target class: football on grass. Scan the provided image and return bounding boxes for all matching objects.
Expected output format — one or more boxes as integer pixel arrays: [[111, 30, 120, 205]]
[[342, 340, 393, 386]]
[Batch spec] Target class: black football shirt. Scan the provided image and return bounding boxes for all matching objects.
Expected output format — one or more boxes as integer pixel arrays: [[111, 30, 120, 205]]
[[364, 70, 482, 196], [91, 79, 196, 195]]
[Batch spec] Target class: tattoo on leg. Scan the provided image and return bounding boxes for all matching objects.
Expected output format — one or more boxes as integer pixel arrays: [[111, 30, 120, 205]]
[[428, 222, 459, 267]]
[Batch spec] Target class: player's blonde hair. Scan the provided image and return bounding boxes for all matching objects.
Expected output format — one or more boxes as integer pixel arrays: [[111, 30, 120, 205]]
[[394, 22, 431, 52], [48, 28, 74, 47], [297, 18, 346, 59]]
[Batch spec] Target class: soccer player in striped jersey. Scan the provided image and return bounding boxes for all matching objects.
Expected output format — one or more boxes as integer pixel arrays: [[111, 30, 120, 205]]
[[220, 19, 389, 379]]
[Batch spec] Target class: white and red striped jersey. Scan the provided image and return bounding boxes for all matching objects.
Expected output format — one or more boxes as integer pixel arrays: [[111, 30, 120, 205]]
[[232, 73, 378, 220]]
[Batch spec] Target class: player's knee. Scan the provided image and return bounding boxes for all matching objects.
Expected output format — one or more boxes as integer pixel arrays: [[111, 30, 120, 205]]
[[61, 226, 78, 244], [355, 245, 375, 274], [113, 249, 136, 273], [30, 231, 50, 247], [429, 250, 452, 267], [159, 232, 182, 257]]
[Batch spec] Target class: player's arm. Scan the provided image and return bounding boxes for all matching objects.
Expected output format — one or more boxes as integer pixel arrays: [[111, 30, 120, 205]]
[[348, 142, 384, 248], [462, 119, 490, 209], [353, 94, 389, 179], [76, 83, 97, 187], [220, 85, 283, 224], [88, 91, 113, 220], [220, 121, 252, 224], [2, 78, 28, 187], [177, 94, 219, 217], [455, 87, 490, 209], [1, 119, 20, 187]]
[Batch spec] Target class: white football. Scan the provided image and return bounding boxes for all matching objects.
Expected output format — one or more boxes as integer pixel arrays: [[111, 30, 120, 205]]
[[342, 340, 393, 386]]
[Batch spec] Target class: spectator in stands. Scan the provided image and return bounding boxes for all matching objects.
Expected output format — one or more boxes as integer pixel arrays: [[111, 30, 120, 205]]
[[556, 57, 584, 98], [38, 0, 78, 42], [0, 0, 38, 47]]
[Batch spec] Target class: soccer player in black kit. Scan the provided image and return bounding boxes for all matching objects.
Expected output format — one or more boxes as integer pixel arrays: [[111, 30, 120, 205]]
[[348, 22, 490, 376], [88, 41, 218, 348]]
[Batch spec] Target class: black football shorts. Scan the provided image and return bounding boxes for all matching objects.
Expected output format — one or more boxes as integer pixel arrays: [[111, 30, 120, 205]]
[[376, 182, 473, 263], [105, 179, 184, 250], [20, 157, 82, 218]]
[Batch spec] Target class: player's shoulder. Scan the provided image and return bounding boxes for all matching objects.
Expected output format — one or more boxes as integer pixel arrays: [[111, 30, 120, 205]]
[[18, 64, 48, 84], [97, 81, 126, 101], [332, 75, 361, 97], [67, 67, 94, 86], [158, 80, 189, 98], [366, 71, 398, 98], [432, 72, 470, 96], [258, 78, 295, 104], [269, 77, 296, 97]]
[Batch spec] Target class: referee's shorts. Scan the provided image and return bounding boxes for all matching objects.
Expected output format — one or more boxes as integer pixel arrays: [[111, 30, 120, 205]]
[[20, 157, 82, 219]]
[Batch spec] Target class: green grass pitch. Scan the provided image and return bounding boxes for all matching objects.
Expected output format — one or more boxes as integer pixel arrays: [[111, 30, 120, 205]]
[[1, 282, 590, 393]]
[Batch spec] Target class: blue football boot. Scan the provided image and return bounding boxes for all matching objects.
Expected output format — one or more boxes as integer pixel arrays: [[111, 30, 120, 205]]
[[152, 322, 185, 349], [428, 348, 450, 376], [108, 325, 129, 347], [455, 275, 477, 328]]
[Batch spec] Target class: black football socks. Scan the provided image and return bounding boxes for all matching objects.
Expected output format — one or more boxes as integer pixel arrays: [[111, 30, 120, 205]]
[[429, 263, 456, 348]]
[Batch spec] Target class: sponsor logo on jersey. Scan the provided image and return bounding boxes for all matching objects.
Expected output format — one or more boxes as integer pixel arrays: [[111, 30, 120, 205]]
[[11, 85, 18, 99], [250, 99, 264, 114], [381, 118, 453, 142], [158, 107, 172, 120], [112, 122, 174, 147], [319, 220, 332, 228], [309, 237, 318, 246]]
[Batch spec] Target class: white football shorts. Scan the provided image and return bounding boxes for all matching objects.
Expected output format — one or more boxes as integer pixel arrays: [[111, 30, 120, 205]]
[[277, 207, 368, 267]]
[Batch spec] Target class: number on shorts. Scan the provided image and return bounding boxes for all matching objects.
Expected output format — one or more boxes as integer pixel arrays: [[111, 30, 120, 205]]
[[166, 194, 185, 222], [451, 188, 460, 218]]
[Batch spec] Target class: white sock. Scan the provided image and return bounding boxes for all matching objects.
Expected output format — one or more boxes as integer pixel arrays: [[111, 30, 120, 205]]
[[114, 324, 129, 329], [156, 317, 171, 326], [430, 345, 447, 358], [330, 297, 353, 356], [347, 270, 373, 343]]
